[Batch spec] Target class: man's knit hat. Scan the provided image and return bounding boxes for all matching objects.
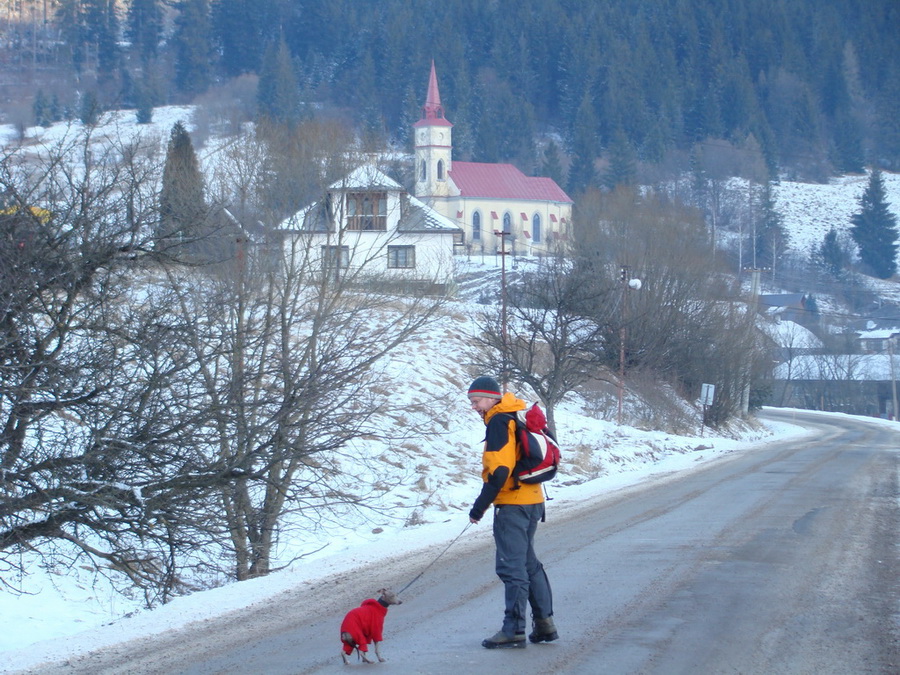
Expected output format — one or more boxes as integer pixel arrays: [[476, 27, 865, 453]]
[[468, 376, 503, 399]]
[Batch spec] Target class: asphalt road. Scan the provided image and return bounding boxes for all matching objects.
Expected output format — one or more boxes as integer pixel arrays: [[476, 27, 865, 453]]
[[19, 409, 900, 675]]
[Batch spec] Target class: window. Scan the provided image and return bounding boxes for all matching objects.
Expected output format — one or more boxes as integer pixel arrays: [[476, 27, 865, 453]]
[[420, 160, 426, 181], [437, 159, 444, 180], [532, 213, 542, 243], [322, 245, 350, 269], [472, 211, 481, 241], [388, 245, 416, 269], [502, 212, 512, 234], [346, 192, 387, 231]]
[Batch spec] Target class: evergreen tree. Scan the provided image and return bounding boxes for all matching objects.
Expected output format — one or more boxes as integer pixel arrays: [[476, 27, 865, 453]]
[[540, 139, 565, 188], [33, 90, 52, 127], [567, 91, 599, 195], [850, 168, 899, 279], [79, 91, 101, 125], [173, 0, 212, 96], [85, 0, 119, 77], [212, 0, 269, 76], [159, 122, 206, 250], [127, 0, 162, 65], [754, 180, 786, 274], [56, 0, 87, 72], [257, 36, 301, 126], [817, 228, 850, 279], [603, 129, 636, 190], [135, 81, 154, 124]]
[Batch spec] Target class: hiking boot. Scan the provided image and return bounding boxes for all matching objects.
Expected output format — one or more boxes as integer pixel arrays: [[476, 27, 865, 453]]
[[481, 630, 526, 649], [529, 616, 559, 643]]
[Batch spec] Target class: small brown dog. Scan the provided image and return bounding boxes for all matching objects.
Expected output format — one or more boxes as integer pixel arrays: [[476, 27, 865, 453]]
[[339, 588, 402, 664]]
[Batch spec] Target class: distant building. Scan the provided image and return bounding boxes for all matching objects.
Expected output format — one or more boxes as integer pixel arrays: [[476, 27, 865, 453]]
[[278, 164, 461, 291], [413, 61, 573, 256]]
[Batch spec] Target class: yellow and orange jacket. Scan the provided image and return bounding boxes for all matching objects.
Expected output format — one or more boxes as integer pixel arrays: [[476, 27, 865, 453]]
[[469, 392, 544, 521]]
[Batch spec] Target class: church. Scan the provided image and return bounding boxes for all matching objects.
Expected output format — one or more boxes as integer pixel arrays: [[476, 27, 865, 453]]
[[413, 61, 573, 256]]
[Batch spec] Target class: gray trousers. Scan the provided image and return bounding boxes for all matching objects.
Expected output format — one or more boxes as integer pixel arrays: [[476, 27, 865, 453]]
[[492, 503, 553, 635]]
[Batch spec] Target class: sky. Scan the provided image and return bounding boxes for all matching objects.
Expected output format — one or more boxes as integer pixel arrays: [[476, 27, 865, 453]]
[[1, 106, 900, 673]]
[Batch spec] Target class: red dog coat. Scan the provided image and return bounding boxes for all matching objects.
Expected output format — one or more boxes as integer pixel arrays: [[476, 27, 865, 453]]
[[340, 599, 388, 655]]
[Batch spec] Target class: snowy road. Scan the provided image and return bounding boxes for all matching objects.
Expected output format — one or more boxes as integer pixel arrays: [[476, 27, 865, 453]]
[[17, 409, 900, 674]]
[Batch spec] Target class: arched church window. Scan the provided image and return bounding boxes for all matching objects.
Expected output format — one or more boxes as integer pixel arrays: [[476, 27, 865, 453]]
[[532, 213, 542, 243], [472, 211, 481, 241], [503, 212, 512, 234], [437, 159, 444, 180], [420, 160, 426, 182]]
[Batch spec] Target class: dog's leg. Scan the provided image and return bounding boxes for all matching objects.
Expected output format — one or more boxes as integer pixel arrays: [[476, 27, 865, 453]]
[[341, 647, 349, 665], [373, 641, 386, 663], [359, 649, 374, 664]]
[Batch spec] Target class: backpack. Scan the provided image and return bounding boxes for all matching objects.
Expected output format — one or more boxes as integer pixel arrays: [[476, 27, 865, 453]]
[[507, 403, 560, 485]]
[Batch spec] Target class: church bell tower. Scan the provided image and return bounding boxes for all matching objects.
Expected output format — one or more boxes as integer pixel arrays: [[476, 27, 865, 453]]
[[413, 61, 453, 200]]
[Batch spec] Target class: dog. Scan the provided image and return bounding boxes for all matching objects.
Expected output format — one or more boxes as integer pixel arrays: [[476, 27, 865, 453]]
[[339, 588, 402, 664]]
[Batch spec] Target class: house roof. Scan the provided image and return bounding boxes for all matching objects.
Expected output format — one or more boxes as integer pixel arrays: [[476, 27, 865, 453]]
[[760, 319, 824, 349], [332, 165, 404, 191], [857, 328, 900, 340], [277, 164, 460, 234], [449, 162, 572, 204], [758, 294, 807, 310], [400, 195, 460, 233]]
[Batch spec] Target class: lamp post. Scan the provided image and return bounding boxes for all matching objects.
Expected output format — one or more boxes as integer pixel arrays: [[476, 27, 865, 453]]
[[618, 265, 641, 425]]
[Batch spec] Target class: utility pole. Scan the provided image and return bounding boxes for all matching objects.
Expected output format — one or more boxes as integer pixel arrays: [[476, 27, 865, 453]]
[[889, 335, 898, 420], [496, 229, 511, 389]]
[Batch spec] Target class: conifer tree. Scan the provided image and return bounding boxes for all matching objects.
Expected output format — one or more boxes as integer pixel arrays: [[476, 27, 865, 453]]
[[33, 90, 51, 127], [257, 36, 301, 126], [850, 168, 899, 279], [817, 228, 850, 279], [603, 130, 636, 190], [754, 180, 786, 276], [567, 92, 599, 195], [127, 0, 162, 65], [540, 140, 565, 188], [173, 0, 212, 96], [159, 122, 206, 251]]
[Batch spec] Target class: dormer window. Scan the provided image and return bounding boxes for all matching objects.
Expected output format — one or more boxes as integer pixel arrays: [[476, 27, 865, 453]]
[[346, 192, 387, 231]]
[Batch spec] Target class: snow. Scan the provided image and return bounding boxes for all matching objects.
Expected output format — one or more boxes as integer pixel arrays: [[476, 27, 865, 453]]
[[2, 105, 900, 673], [774, 172, 900, 262], [0, 407, 817, 674]]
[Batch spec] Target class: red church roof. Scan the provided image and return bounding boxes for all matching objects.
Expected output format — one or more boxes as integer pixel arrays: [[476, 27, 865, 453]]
[[449, 162, 572, 203], [413, 60, 452, 129]]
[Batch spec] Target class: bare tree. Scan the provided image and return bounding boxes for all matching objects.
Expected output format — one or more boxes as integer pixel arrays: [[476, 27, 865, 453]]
[[472, 254, 613, 433], [1, 126, 451, 601]]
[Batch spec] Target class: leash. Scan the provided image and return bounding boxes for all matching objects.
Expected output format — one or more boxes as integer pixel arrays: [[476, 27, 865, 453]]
[[396, 522, 472, 596]]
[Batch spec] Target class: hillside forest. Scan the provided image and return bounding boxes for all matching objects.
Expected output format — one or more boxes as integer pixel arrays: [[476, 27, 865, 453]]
[[2, 0, 900, 185]]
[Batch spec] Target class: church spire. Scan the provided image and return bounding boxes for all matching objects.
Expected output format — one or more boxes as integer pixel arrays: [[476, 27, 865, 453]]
[[421, 59, 446, 122]]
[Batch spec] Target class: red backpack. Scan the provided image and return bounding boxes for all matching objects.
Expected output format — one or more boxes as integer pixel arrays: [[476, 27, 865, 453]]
[[509, 403, 560, 485]]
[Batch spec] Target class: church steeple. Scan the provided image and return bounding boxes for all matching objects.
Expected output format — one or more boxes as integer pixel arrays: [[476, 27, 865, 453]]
[[421, 60, 446, 122], [414, 60, 452, 199]]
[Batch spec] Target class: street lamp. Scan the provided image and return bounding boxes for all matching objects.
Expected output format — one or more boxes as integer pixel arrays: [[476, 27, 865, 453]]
[[618, 266, 642, 425]]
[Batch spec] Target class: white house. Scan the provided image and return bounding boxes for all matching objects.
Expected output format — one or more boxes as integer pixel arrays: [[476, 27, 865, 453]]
[[278, 164, 461, 290]]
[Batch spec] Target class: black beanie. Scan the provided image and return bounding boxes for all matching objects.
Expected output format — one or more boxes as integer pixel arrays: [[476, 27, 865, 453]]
[[468, 376, 502, 399]]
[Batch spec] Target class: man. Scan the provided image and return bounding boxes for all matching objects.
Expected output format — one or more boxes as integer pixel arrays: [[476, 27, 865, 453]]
[[467, 375, 558, 649]]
